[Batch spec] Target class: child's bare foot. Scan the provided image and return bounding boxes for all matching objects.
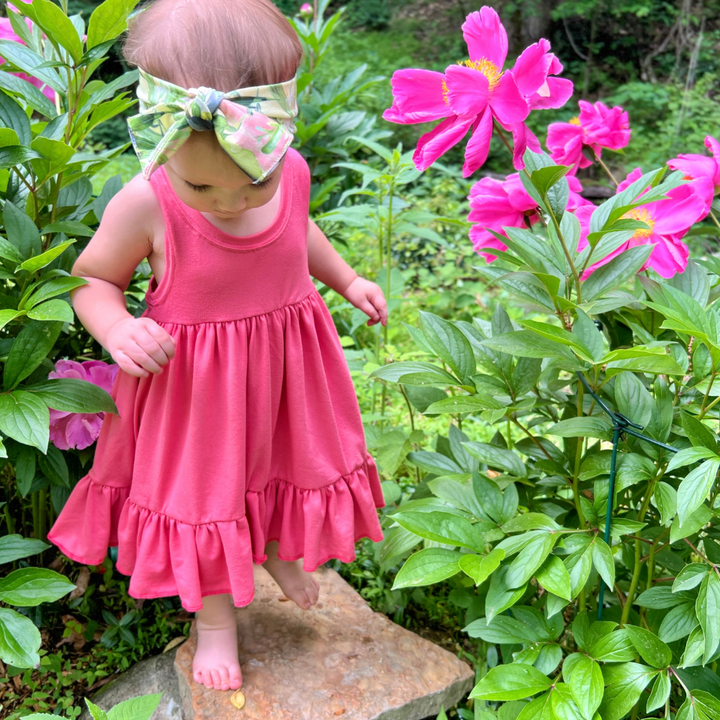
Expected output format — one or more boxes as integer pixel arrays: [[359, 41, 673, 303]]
[[262, 540, 320, 610], [192, 593, 242, 691]]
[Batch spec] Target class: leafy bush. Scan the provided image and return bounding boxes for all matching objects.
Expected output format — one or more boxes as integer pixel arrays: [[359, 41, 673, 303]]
[[0, 0, 142, 677]]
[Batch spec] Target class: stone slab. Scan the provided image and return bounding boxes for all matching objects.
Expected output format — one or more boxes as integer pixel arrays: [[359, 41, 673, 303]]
[[79, 647, 185, 720], [174, 565, 474, 720]]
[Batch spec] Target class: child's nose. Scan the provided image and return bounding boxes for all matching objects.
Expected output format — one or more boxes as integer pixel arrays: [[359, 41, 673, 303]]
[[217, 197, 246, 214]]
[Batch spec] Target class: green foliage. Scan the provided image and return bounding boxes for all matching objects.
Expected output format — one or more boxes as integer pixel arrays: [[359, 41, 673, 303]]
[[0, 0, 143, 686], [361, 148, 720, 720]]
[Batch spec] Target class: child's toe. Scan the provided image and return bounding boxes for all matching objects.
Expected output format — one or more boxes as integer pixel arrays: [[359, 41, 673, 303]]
[[218, 666, 230, 689], [229, 663, 243, 689], [211, 669, 222, 689]]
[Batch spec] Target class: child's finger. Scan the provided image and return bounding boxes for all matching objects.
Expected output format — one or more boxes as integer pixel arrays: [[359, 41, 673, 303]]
[[369, 290, 388, 326], [354, 297, 381, 325], [146, 320, 176, 358]]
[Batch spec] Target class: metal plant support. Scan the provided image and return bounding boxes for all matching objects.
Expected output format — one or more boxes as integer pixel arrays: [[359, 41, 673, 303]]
[[575, 372, 679, 620]]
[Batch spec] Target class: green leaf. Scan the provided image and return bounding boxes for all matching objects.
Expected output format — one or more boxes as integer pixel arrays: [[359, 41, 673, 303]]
[[668, 447, 719, 472], [41, 221, 95, 237], [582, 246, 653, 301], [658, 602, 699, 643], [670, 504, 713, 543], [483, 331, 577, 362], [587, 628, 636, 662], [485, 565, 527, 621], [536, 555, 572, 601], [0, 534, 50, 564], [3, 198, 40, 258], [419, 311, 476, 380], [392, 511, 487, 552], [464, 443, 526, 477], [463, 615, 538, 644], [548, 417, 612, 441], [458, 548, 504, 586], [0, 606, 41, 668], [24, 377, 118, 414], [682, 412, 718, 452], [624, 625, 672, 668], [566, 655, 603, 720], [694, 691, 720, 720], [26, 299, 74, 323], [469, 664, 553, 701], [391, 548, 462, 589], [87, 0, 141, 48], [0, 391, 50, 452], [696, 572, 720, 664], [0, 91, 30, 146], [592, 537, 615, 590], [0, 40, 65, 93], [370, 361, 459, 386], [0, 567, 75, 606], [599, 663, 655, 720], [646, 673, 671, 714], [3, 320, 63, 390], [406, 450, 463, 475], [502, 513, 561, 533], [654, 481, 677, 527], [614, 372, 654, 428], [635, 586, 689, 609], [84, 699, 109, 720], [425, 394, 505, 414], [19, 240, 75, 274], [30, 0, 84, 63], [677, 458, 720, 525], [505, 533, 559, 589], [673, 564, 710, 593], [0, 67, 57, 118]]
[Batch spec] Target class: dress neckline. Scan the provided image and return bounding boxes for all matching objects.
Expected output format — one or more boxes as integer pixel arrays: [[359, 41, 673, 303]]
[[157, 150, 294, 251]]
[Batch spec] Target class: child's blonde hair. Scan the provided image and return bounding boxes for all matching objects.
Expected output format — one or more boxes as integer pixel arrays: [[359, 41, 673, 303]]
[[122, 0, 304, 92]]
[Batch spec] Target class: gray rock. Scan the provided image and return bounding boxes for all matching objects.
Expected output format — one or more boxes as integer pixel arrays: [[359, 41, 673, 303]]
[[175, 565, 474, 720], [78, 647, 185, 720]]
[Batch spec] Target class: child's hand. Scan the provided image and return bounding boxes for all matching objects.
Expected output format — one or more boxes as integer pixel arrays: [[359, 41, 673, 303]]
[[106, 317, 176, 378], [342, 277, 388, 326]]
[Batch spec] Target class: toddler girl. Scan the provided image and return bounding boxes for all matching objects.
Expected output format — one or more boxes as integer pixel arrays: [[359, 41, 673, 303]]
[[47, 0, 386, 694]]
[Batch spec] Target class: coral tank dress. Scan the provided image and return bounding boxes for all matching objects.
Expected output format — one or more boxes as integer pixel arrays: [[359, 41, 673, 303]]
[[47, 148, 385, 612]]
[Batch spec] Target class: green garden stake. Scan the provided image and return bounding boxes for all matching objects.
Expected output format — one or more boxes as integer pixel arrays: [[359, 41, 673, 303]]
[[575, 372, 678, 620]]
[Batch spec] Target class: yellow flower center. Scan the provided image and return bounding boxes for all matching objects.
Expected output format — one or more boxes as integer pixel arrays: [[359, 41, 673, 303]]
[[569, 116, 581, 126], [441, 79, 449, 105], [622, 207, 655, 238], [459, 58, 503, 91]]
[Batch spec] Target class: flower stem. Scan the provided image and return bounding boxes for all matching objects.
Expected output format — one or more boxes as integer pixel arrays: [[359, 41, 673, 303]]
[[591, 149, 619, 187]]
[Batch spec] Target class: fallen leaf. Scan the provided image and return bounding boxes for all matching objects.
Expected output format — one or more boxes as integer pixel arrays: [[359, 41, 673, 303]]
[[69, 567, 90, 600], [230, 690, 245, 709], [163, 636, 187, 653]]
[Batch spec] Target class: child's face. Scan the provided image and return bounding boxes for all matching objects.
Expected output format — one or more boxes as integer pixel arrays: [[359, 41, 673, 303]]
[[164, 131, 285, 219]]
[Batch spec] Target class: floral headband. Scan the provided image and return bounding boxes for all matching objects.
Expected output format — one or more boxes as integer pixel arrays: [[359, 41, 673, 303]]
[[126, 68, 298, 183]]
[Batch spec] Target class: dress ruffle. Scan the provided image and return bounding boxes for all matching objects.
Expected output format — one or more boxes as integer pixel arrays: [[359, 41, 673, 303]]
[[48, 454, 385, 613], [47, 475, 129, 567], [246, 454, 385, 567]]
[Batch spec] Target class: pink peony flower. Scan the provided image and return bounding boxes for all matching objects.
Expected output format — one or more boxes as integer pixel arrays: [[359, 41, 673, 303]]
[[667, 135, 720, 210], [299, 2, 313, 16], [0, 15, 56, 102], [48, 360, 119, 451], [384, 7, 537, 177], [469, 173, 591, 261], [502, 38, 574, 168], [547, 101, 630, 174], [575, 167, 711, 279]]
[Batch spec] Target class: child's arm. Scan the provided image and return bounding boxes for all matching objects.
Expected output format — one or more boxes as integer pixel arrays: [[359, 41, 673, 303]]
[[69, 176, 176, 378], [307, 219, 388, 326]]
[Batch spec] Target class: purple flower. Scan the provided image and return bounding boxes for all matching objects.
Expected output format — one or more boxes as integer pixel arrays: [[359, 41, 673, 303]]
[[48, 360, 119, 450]]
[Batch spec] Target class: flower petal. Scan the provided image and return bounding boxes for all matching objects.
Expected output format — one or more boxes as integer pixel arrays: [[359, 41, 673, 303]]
[[462, 7, 508, 68], [462, 108, 494, 177], [413, 115, 473, 171], [445, 64, 489, 117], [489, 72, 529, 125], [511, 39, 552, 98], [383, 68, 452, 124], [530, 77, 574, 110]]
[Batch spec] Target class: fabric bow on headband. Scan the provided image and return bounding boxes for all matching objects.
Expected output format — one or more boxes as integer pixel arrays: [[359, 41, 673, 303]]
[[127, 69, 298, 182]]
